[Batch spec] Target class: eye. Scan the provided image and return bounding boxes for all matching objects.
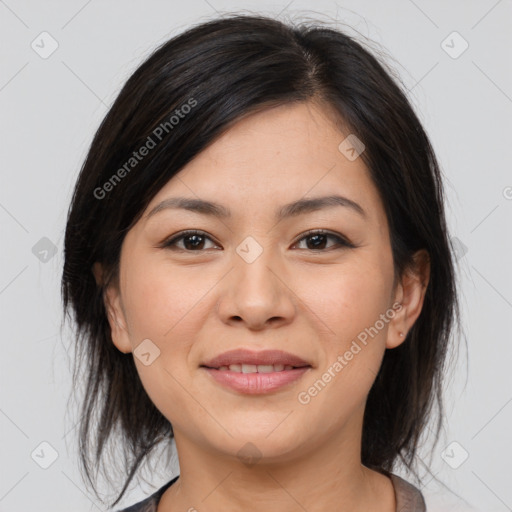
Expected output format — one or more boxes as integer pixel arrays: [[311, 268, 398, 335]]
[[292, 229, 354, 251], [161, 230, 220, 251], [160, 229, 354, 252]]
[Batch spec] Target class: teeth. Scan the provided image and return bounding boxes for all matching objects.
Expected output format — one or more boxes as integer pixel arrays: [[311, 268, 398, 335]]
[[256, 365, 277, 373], [219, 363, 293, 373], [242, 364, 258, 373]]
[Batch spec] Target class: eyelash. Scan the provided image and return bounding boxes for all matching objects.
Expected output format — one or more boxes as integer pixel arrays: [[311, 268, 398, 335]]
[[160, 229, 355, 252]]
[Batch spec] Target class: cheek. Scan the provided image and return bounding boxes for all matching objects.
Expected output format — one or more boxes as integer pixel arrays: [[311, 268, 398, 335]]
[[119, 260, 205, 427], [299, 257, 393, 401], [297, 272, 392, 433], [120, 256, 214, 387], [122, 258, 205, 342], [310, 259, 392, 341]]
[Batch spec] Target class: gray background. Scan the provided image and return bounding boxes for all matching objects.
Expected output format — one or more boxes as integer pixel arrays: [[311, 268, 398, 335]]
[[1, 0, 511, 511]]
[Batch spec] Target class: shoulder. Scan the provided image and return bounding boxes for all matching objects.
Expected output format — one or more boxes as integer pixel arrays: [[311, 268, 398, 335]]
[[389, 473, 427, 512], [116, 475, 179, 512]]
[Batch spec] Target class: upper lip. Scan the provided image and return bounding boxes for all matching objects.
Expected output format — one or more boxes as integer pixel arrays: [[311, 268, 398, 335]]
[[201, 349, 311, 369]]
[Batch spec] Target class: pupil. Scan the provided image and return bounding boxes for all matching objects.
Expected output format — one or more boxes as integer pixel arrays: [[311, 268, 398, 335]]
[[308, 234, 326, 250], [185, 235, 204, 250]]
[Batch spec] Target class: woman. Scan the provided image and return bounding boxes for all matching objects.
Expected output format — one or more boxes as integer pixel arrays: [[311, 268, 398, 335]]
[[62, 14, 459, 512]]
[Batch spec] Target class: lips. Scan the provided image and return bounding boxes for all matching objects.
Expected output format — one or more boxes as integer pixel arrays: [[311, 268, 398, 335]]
[[201, 349, 311, 370], [202, 365, 310, 394]]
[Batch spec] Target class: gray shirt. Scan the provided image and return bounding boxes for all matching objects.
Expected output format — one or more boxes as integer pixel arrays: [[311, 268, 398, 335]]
[[117, 472, 426, 511]]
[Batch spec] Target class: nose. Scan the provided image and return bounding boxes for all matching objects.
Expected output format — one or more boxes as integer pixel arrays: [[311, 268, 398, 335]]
[[216, 249, 296, 330]]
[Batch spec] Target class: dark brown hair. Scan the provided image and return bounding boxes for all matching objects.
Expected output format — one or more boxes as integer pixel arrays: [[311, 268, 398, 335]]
[[62, 13, 460, 507]]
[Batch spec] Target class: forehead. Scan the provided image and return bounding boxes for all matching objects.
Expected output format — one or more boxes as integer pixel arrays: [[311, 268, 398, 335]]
[[145, 101, 386, 228]]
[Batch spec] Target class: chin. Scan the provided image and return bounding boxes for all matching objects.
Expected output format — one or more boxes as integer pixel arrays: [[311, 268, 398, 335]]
[[214, 429, 307, 463]]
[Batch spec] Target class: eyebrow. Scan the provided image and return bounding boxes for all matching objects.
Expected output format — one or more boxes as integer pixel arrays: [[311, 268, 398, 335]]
[[146, 194, 367, 221]]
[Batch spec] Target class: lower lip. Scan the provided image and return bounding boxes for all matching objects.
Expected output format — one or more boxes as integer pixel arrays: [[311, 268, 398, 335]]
[[201, 367, 311, 394]]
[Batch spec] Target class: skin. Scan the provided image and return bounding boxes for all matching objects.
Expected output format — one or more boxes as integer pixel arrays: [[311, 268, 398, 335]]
[[97, 100, 430, 512]]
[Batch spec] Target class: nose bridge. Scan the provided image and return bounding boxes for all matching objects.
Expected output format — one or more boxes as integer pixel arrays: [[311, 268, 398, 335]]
[[234, 237, 283, 302], [237, 244, 279, 295], [217, 236, 295, 328]]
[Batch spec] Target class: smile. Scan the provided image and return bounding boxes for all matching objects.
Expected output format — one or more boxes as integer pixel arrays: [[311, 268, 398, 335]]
[[218, 363, 299, 373]]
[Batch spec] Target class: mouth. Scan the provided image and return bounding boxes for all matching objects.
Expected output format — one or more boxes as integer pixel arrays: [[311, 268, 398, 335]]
[[201, 348, 312, 370], [200, 349, 312, 394]]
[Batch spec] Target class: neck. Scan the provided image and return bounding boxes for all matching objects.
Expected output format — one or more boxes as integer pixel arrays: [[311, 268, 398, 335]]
[[158, 417, 395, 512]]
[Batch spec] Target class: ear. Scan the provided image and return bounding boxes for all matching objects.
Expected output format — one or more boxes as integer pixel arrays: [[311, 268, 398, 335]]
[[386, 249, 430, 349], [93, 262, 132, 354]]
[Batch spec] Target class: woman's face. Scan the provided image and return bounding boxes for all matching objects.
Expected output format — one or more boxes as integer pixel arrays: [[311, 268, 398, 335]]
[[103, 101, 425, 464]]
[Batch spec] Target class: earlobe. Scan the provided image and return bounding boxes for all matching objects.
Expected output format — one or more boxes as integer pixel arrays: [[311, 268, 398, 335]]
[[386, 249, 430, 350], [94, 262, 133, 354], [104, 285, 133, 354], [386, 301, 408, 349]]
